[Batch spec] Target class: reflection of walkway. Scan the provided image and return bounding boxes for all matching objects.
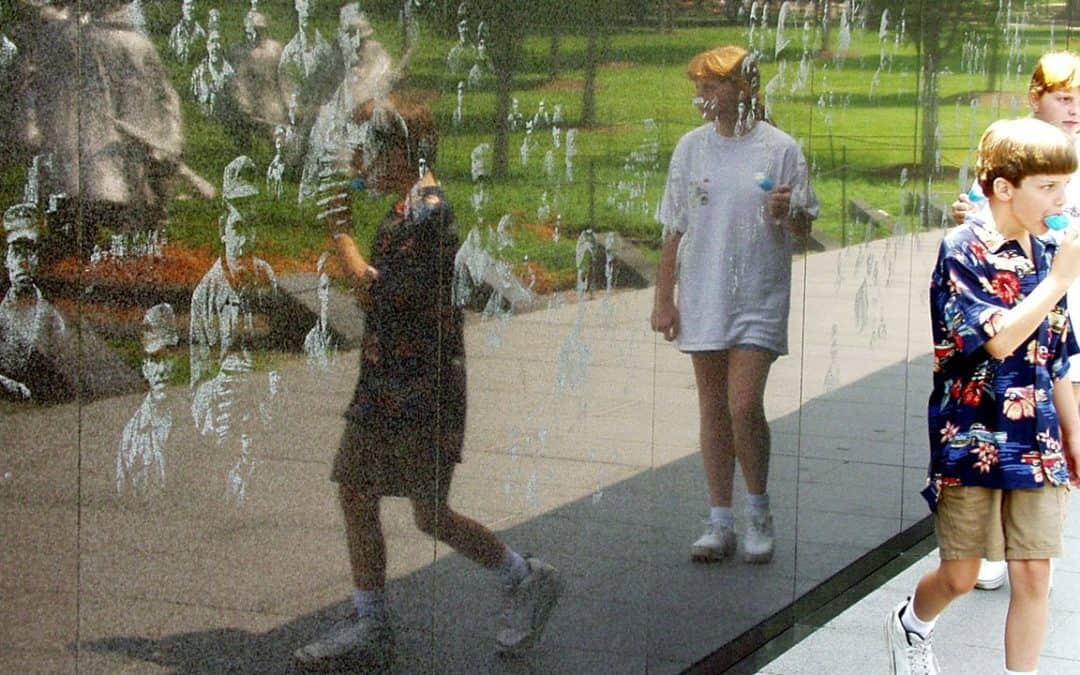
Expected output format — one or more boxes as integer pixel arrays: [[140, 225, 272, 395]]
[[5, 230, 944, 672]]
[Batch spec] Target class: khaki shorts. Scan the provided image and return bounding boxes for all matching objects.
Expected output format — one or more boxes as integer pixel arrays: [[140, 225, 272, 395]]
[[935, 485, 1069, 561]]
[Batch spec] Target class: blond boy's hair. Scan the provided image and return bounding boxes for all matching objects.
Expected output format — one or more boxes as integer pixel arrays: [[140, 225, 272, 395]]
[[975, 118, 1077, 197], [1029, 52, 1080, 99]]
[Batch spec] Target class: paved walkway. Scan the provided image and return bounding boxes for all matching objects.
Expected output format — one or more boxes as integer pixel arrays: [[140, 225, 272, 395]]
[[751, 496, 1080, 674]]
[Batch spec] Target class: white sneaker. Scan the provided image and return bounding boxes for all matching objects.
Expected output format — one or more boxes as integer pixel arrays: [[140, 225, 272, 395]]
[[496, 557, 563, 656], [690, 520, 736, 562], [974, 559, 1007, 590], [884, 600, 939, 675], [743, 513, 775, 564], [294, 614, 393, 671]]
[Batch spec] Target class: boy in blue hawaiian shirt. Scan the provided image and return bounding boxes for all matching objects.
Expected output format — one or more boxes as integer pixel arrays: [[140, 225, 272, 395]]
[[886, 117, 1080, 675]]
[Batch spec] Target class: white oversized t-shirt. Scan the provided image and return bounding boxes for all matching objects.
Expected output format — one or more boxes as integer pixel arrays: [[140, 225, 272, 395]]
[[657, 121, 818, 354]]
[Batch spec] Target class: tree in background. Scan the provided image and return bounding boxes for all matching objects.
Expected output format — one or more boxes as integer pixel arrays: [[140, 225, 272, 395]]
[[471, 0, 527, 177]]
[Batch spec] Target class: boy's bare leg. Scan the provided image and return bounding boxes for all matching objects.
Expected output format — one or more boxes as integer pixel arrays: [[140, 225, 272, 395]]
[[1004, 558, 1052, 671], [340, 484, 386, 590], [411, 490, 563, 655], [911, 558, 981, 621], [293, 485, 393, 668], [690, 351, 735, 507], [410, 496, 505, 568]]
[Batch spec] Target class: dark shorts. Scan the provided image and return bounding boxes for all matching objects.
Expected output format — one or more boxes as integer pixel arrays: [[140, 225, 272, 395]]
[[331, 421, 456, 499]]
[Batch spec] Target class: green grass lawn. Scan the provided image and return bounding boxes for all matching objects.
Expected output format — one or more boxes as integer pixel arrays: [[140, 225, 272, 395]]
[[4, 2, 1070, 279]]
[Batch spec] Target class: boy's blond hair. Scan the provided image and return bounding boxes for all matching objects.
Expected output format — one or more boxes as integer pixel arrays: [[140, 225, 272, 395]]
[[1029, 51, 1080, 99], [975, 118, 1077, 197]]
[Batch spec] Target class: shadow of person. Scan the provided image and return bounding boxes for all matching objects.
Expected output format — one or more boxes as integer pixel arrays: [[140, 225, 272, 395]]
[[76, 600, 396, 674]]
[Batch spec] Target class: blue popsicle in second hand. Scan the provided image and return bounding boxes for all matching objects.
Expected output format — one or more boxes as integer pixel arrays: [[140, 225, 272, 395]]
[[754, 172, 773, 192], [1044, 214, 1071, 231]]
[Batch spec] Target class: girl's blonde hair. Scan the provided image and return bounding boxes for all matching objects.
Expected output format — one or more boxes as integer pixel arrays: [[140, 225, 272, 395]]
[[687, 45, 763, 121]]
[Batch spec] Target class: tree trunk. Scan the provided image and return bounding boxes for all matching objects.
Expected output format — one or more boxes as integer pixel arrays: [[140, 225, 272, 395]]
[[818, 2, 832, 56], [581, 22, 600, 127], [659, 0, 674, 32], [919, 8, 944, 229], [480, 2, 523, 178], [492, 65, 513, 178], [550, 27, 561, 80]]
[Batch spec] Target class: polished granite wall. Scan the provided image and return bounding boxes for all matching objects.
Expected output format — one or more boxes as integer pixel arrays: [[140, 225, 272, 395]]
[[1, 1, 1075, 672]]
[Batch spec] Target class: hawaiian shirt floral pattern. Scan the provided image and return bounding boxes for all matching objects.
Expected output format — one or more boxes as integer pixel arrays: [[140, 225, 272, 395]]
[[924, 215, 1077, 511]]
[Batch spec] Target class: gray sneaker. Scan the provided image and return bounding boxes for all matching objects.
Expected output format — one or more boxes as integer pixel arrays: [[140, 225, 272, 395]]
[[294, 614, 394, 671], [742, 513, 775, 564], [496, 557, 563, 656], [884, 600, 939, 675]]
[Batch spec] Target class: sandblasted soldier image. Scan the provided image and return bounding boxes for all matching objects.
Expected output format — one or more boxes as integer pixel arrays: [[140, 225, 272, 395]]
[[190, 157, 280, 504], [191, 29, 235, 118], [278, 0, 340, 165], [244, 0, 261, 43], [266, 126, 287, 199], [299, 3, 394, 202], [304, 251, 336, 372], [117, 303, 180, 496], [169, 0, 206, 63], [230, 8, 286, 135], [0, 204, 69, 402]]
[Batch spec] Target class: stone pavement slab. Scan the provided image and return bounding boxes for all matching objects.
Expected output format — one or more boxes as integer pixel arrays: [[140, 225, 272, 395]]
[[754, 497, 1080, 674]]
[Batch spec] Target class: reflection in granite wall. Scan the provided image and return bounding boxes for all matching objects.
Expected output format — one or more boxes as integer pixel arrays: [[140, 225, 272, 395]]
[[1, 1, 1077, 672]]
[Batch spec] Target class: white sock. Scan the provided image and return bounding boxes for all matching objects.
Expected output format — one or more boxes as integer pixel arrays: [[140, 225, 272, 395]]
[[1003, 669, 1036, 675], [709, 506, 734, 527], [500, 548, 530, 587], [745, 493, 770, 518], [899, 595, 936, 638], [353, 588, 386, 619]]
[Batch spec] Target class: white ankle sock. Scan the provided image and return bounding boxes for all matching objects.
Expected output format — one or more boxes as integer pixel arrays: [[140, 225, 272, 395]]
[[500, 548, 530, 587], [899, 596, 936, 638], [1003, 669, 1036, 675], [745, 493, 770, 518], [709, 506, 734, 526], [353, 588, 386, 619]]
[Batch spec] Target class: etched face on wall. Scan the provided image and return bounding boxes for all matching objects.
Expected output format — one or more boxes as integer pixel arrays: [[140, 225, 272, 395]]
[[142, 355, 175, 398], [222, 209, 256, 263], [338, 6, 373, 69], [181, 0, 194, 21], [4, 206, 39, 294], [207, 31, 222, 63], [5, 240, 37, 293], [295, 0, 311, 27]]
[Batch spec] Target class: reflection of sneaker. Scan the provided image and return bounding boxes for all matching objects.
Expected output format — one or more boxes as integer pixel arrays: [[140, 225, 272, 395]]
[[743, 513, 775, 564], [690, 521, 736, 562], [974, 559, 1007, 590], [497, 557, 563, 656], [884, 600, 939, 675], [294, 614, 393, 671]]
